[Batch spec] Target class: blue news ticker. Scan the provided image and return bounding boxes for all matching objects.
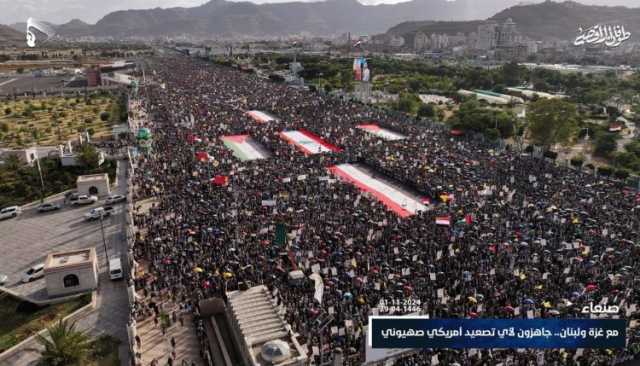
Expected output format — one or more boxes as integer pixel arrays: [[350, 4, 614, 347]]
[[369, 317, 626, 349]]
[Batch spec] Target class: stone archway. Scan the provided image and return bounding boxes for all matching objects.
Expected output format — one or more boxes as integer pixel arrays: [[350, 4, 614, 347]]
[[88, 186, 99, 195]]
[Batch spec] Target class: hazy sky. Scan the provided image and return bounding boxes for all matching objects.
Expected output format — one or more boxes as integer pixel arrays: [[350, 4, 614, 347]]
[[1, 0, 639, 25]]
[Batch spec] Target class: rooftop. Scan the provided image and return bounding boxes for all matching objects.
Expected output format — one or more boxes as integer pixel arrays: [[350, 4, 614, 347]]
[[77, 173, 109, 183], [227, 285, 307, 366], [45, 247, 96, 270]]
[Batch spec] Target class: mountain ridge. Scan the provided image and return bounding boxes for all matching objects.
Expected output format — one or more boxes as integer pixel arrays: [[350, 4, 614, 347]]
[[0, 24, 24, 45], [3, 0, 547, 39], [3, 0, 640, 40], [389, 1, 640, 42]]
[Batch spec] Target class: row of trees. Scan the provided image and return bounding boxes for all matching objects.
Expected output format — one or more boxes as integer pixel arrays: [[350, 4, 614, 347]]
[[0, 148, 112, 207], [449, 98, 517, 140], [294, 55, 638, 108]]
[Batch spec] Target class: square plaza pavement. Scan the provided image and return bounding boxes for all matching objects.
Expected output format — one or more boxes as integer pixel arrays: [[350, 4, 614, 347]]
[[0, 161, 131, 366]]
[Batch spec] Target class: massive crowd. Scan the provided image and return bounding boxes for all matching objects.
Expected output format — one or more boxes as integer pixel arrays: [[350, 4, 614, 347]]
[[130, 54, 640, 365]]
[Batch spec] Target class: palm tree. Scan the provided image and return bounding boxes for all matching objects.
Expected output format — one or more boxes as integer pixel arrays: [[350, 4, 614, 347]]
[[36, 319, 93, 366]]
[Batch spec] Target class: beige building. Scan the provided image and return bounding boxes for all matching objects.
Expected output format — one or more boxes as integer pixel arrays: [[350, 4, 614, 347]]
[[77, 173, 111, 197], [44, 248, 98, 298], [199, 285, 308, 366]]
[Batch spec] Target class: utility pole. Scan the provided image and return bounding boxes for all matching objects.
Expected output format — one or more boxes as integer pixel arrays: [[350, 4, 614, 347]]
[[35, 156, 45, 203]]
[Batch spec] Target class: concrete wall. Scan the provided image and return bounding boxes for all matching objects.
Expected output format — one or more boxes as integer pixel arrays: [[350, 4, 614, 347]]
[[45, 265, 98, 297], [77, 176, 110, 197]]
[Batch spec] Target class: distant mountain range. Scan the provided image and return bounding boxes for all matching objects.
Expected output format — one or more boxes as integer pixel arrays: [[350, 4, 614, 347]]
[[2, 0, 640, 41], [2, 0, 568, 39], [0, 24, 23, 45], [389, 1, 640, 42]]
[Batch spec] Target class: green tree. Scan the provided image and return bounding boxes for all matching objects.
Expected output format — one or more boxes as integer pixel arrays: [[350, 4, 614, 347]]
[[594, 133, 618, 158], [99, 111, 110, 122], [527, 99, 578, 149], [501, 61, 523, 86], [4, 107, 11, 115], [77, 144, 100, 168], [36, 319, 93, 366], [31, 129, 41, 144], [22, 106, 34, 118], [417, 103, 435, 118], [408, 79, 423, 93], [4, 154, 21, 170], [0, 122, 8, 132], [397, 93, 421, 115], [614, 152, 640, 171]]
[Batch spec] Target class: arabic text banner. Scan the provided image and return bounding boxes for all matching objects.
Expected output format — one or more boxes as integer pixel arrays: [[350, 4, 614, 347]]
[[369, 317, 626, 349]]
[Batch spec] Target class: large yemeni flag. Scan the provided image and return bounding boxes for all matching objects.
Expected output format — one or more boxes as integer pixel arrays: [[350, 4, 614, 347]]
[[220, 135, 268, 161], [280, 129, 342, 155], [328, 164, 429, 218], [246, 110, 277, 124], [357, 124, 406, 141]]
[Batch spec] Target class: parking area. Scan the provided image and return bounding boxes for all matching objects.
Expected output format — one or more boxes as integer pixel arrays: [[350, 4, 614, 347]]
[[0, 171, 128, 303], [0, 161, 132, 366]]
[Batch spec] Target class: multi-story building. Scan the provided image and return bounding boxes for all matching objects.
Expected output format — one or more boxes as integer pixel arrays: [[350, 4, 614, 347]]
[[476, 22, 498, 50], [473, 18, 532, 60], [86, 67, 101, 87], [414, 32, 428, 52], [496, 18, 518, 48]]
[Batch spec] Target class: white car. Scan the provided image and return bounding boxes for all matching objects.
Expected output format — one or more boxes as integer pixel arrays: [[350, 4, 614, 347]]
[[0, 206, 21, 220], [84, 206, 114, 221], [21, 263, 45, 283], [0, 274, 7, 286], [73, 195, 98, 205], [105, 194, 126, 205]]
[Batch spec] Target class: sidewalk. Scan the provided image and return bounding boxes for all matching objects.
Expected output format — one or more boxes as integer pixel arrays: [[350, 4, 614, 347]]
[[135, 307, 204, 366]]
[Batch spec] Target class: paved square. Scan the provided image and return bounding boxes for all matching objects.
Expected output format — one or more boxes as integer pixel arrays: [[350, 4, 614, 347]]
[[0, 162, 132, 366], [0, 196, 125, 301]]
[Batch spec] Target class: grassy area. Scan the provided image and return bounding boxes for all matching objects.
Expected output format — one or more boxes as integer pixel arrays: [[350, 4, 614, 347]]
[[89, 334, 121, 366], [0, 92, 126, 148], [0, 292, 92, 353], [0, 157, 117, 207]]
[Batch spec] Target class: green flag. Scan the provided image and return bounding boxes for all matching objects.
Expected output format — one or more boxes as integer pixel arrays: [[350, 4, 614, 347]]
[[275, 223, 287, 246]]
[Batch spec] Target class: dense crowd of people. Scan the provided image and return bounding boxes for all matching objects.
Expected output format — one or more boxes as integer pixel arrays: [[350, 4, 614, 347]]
[[130, 54, 640, 365]]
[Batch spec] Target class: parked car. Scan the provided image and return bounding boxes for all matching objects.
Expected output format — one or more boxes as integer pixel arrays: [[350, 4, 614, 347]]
[[65, 191, 79, 204], [0, 274, 7, 286], [73, 195, 98, 205], [0, 206, 21, 220], [105, 194, 126, 205], [84, 206, 114, 221], [21, 263, 45, 283], [37, 202, 61, 212]]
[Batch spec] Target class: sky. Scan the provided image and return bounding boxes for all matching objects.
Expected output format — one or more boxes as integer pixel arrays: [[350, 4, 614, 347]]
[[1, 0, 639, 26]]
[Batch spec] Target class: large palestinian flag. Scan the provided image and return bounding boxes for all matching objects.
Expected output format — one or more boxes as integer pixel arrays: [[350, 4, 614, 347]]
[[357, 124, 406, 141], [328, 164, 429, 218], [246, 110, 277, 124], [280, 130, 342, 155], [220, 135, 269, 161]]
